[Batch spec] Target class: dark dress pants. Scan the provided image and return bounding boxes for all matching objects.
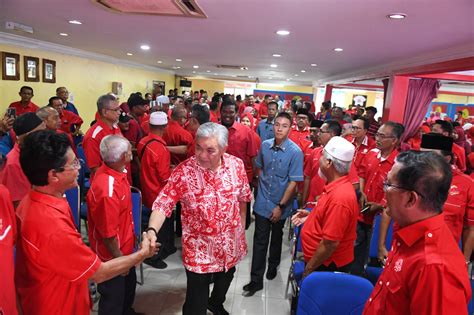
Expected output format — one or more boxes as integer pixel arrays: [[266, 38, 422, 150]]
[[97, 267, 136, 315], [250, 213, 286, 284], [351, 221, 373, 277], [182, 267, 236, 315]]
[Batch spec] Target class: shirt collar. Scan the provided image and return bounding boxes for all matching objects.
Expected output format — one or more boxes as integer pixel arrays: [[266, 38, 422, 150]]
[[270, 138, 289, 151], [29, 190, 71, 216], [265, 118, 275, 125], [100, 163, 128, 179], [395, 214, 445, 247], [98, 118, 119, 131], [322, 175, 350, 194], [377, 148, 399, 162]]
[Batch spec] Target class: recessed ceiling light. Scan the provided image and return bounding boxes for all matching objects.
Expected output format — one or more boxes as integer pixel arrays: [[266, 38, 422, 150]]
[[172, 66, 181, 69], [272, 54, 282, 57], [240, 67, 248, 70], [176, 58, 182, 62], [206, 70, 211, 73], [294, 74, 299, 77], [311, 63, 317, 67], [192, 71, 196, 73], [248, 76, 253, 78], [140, 45, 150, 50], [214, 73, 218, 75], [157, 60, 162, 63], [334, 48, 344, 52], [387, 13, 407, 19], [276, 30, 290, 36], [126, 53, 133, 56], [59, 33, 68, 36], [286, 78, 290, 81], [193, 65, 199, 69], [68, 20, 82, 25], [270, 64, 278, 68], [301, 70, 306, 73]]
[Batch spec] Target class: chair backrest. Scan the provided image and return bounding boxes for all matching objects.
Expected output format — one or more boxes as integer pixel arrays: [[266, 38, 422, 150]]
[[297, 272, 374, 315], [131, 186, 142, 247], [369, 214, 393, 259], [65, 186, 80, 231], [76, 144, 90, 175]]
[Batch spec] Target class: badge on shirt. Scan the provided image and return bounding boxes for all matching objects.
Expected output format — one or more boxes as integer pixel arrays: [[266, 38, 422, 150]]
[[394, 258, 403, 272], [449, 185, 460, 196]]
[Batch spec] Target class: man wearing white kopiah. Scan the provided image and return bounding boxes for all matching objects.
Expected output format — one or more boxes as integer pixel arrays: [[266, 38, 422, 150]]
[[146, 122, 252, 315]]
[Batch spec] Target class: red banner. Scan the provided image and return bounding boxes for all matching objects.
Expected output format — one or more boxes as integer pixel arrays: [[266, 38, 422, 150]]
[[455, 106, 474, 117]]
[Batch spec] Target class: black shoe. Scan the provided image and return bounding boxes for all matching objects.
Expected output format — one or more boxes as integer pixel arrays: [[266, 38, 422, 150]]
[[125, 308, 145, 315], [242, 281, 263, 297], [266, 267, 277, 280], [207, 303, 229, 315], [161, 247, 178, 260], [144, 258, 167, 269]]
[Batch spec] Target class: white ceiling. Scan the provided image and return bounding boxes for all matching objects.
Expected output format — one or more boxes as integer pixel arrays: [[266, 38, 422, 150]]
[[1, 0, 473, 86]]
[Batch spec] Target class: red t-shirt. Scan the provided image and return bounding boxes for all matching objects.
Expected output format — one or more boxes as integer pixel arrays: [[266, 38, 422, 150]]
[[0, 185, 17, 315], [289, 126, 311, 151], [137, 134, 171, 208], [121, 118, 143, 147], [8, 101, 39, 116], [453, 143, 467, 172], [1, 144, 30, 202], [59, 109, 83, 134], [358, 149, 399, 225], [15, 190, 101, 315], [258, 102, 268, 118], [301, 176, 359, 267], [210, 111, 219, 123], [86, 164, 135, 261], [82, 119, 123, 179], [363, 214, 471, 315], [163, 120, 194, 165], [225, 121, 259, 182]]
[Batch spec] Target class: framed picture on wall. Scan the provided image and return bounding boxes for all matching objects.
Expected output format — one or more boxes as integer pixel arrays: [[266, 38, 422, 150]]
[[2, 52, 20, 80], [42, 58, 56, 83], [352, 94, 367, 106], [24, 56, 39, 82]]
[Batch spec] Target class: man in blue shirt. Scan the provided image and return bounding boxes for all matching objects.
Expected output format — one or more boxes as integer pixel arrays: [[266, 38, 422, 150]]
[[56, 86, 80, 116], [256, 101, 278, 141], [243, 111, 304, 297]]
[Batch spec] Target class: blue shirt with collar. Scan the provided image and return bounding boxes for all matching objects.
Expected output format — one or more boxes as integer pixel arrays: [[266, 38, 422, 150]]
[[253, 137, 304, 220], [65, 101, 79, 116], [256, 118, 275, 141]]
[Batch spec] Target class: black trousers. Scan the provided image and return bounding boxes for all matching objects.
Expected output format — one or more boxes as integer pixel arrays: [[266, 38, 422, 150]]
[[97, 267, 136, 315], [351, 221, 373, 277], [250, 213, 286, 284], [182, 267, 236, 315], [157, 213, 176, 259], [175, 202, 182, 237], [316, 261, 352, 273]]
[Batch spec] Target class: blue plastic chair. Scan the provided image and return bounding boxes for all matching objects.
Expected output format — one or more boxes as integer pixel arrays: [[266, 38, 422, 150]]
[[366, 214, 393, 285], [65, 186, 80, 231], [297, 272, 374, 315], [131, 186, 144, 285]]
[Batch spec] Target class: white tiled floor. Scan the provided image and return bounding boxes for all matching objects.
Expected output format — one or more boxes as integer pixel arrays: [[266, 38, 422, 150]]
[[92, 221, 295, 315]]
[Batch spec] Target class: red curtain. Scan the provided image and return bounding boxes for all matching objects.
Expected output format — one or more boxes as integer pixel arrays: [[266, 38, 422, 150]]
[[402, 78, 440, 142]]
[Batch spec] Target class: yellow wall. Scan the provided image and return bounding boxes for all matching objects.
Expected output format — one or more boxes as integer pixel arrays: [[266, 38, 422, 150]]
[[433, 93, 471, 104], [190, 78, 225, 96], [256, 83, 313, 94], [0, 43, 175, 126]]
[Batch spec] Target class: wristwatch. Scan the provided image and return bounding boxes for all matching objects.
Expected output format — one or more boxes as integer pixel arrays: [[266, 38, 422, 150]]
[[145, 227, 158, 238], [277, 203, 286, 209]]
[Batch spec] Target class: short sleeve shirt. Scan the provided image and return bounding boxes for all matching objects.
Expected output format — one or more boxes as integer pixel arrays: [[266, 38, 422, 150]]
[[86, 164, 135, 261], [254, 138, 304, 219], [59, 109, 83, 134], [301, 176, 359, 267], [256, 118, 275, 142], [8, 101, 39, 116], [163, 120, 194, 165], [152, 154, 252, 273], [1, 144, 31, 202], [15, 190, 101, 315]]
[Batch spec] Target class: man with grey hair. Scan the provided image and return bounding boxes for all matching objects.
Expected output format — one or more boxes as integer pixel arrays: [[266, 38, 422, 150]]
[[86, 135, 140, 315], [146, 122, 252, 315], [294, 136, 359, 277], [37, 105, 76, 152]]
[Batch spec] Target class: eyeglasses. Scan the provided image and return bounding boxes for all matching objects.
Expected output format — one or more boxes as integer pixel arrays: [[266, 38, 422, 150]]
[[375, 132, 395, 139], [106, 107, 122, 112], [55, 157, 81, 172], [351, 126, 362, 130], [383, 180, 425, 199]]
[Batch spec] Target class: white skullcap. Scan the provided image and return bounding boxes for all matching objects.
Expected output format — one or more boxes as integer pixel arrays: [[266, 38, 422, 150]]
[[149, 111, 168, 126], [324, 136, 355, 162], [156, 95, 170, 104]]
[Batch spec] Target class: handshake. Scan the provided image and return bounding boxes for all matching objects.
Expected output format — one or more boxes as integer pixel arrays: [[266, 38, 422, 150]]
[[138, 230, 160, 260]]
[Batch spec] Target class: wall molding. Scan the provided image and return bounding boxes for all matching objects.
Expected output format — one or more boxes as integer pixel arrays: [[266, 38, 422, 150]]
[[0, 32, 175, 75]]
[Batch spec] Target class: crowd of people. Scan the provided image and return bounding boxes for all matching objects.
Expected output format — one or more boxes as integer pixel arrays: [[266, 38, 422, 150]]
[[0, 85, 473, 315]]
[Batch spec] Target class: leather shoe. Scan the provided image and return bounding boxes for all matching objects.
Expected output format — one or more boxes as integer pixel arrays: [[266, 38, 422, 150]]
[[144, 258, 167, 269], [207, 303, 229, 315], [242, 281, 263, 297], [266, 267, 277, 280]]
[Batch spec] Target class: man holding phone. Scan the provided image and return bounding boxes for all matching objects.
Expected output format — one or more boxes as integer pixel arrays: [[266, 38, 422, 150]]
[[8, 86, 39, 116]]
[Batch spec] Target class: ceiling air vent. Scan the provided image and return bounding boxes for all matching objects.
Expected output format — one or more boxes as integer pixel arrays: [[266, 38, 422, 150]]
[[93, 0, 207, 18], [216, 65, 248, 70]]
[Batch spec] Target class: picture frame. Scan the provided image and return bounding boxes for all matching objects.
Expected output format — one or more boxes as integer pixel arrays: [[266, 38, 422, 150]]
[[2, 52, 20, 80], [24, 56, 40, 82], [42, 58, 56, 83]]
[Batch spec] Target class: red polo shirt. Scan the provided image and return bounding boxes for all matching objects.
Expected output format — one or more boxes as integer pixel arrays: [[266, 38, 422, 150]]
[[358, 148, 399, 225], [289, 126, 311, 151], [351, 135, 376, 175], [363, 214, 471, 315], [210, 110, 219, 123], [122, 119, 143, 147], [163, 120, 194, 165], [86, 164, 135, 261], [8, 101, 39, 116], [453, 143, 467, 172], [0, 185, 17, 315], [15, 190, 101, 315], [304, 146, 359, 204], [1, 144, 30, 203], [82, 119, 122, 176], [225, 121, 258, 182], [59, 109, 83, 134], [301, 176, 359, 267], [258, 102, 268, 118], [137, 134, 171, 209]]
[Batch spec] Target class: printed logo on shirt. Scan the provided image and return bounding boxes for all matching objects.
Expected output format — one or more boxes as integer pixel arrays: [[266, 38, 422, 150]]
[[449, 185, 460, 196], [394, 258, 403, 272]]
